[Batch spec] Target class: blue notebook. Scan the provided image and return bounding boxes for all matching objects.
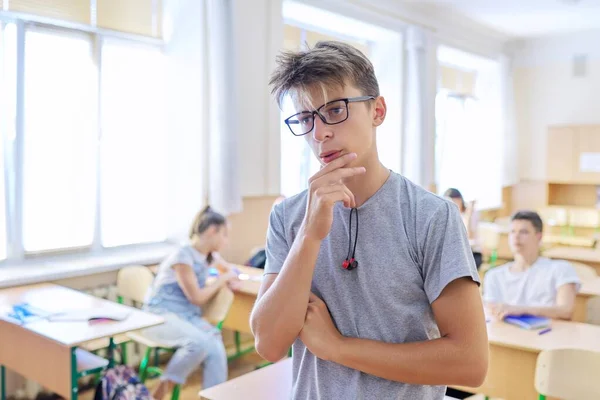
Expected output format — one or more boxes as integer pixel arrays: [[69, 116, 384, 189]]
[[504, 314, 551, 330]]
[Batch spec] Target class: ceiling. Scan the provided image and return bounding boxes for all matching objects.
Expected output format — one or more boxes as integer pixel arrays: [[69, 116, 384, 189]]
[[411, 0, 600, 38]]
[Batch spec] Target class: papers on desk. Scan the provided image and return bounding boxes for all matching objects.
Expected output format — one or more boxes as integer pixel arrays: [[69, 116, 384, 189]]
[[504, 314, 551, 330], [237, 273, 262, 282], [48, 308, 131, 322], [0, 302, 54, 325]]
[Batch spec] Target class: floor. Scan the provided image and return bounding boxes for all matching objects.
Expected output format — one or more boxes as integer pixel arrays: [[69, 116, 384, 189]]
[[75, 334, 498, 400], [79, 351, 266, 400]]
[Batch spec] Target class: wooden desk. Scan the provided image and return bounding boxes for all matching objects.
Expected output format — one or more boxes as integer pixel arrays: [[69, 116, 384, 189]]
[[199, 357, 292, 400], [544, 247, 600, 274], [222, 265, 262, 334], [0, 283, 163, 399], [454, 320, 600, 400], [575, 277, 600, 323]]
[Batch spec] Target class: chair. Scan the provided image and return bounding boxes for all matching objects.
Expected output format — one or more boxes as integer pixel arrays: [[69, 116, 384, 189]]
[[130, 286, 235, 400], [81, 265, 154, 365], [535, 349, 600, 399], [539, 207, 569, 236], [568, 208, 600, 235]]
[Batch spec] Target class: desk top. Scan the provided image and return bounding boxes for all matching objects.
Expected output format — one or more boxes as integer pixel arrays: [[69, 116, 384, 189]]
[[487, 319, 600, 353], [233, 265, 263, 296], [199, 358, 292, 400], [580, 277, 600, 297], [0, 283, 163, 347], [544, 246, 600, 263]]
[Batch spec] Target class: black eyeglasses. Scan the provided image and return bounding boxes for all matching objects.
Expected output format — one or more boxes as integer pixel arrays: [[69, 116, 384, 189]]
[[284, 95, 376, 137]]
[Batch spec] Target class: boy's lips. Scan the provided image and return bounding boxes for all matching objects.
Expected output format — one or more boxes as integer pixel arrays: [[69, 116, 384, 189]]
[[320, 150, 343, 164]]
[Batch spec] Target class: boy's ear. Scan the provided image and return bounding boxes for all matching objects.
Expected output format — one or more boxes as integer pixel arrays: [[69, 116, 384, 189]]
[[372, 96, 387, 127]]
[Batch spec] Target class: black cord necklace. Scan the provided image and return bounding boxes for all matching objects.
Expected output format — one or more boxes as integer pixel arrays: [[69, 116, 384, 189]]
[[342, 207, 359, 271]]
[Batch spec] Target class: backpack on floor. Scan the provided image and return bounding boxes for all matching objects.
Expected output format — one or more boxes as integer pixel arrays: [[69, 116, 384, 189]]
[[245, 248, 266, 269], [94, 365, 151, 400]]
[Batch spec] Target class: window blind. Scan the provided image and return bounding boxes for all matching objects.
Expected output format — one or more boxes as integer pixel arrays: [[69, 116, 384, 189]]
[[97, 0, 161, 37], [439, 65, 476, 96], [9, 0, 91, 25], [5, 0, 162, 38]]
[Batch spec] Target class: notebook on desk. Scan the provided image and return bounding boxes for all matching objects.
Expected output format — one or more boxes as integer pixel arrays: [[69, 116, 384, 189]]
[[48, 308, 130, 322], [504, 314, 551, 330]]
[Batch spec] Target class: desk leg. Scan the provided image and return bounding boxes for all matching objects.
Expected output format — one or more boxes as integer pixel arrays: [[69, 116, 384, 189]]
[[1, 365, 6, 400], [71, 348, 78, 400], [107, 337, 115, 369]]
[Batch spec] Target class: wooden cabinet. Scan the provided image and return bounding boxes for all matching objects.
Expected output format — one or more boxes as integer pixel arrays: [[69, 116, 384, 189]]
[[546, 125, 600, 184], [546, 126, 576, 182], [574, 126, 600, 183]]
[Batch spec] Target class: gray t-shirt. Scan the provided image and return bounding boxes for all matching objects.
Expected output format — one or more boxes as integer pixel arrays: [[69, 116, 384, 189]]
[[265, 172, 479, 400]]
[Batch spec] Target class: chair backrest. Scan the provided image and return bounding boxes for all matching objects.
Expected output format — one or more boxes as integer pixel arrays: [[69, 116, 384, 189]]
[[569, 208, 600, 229], [203, 287, 235, 327], [539, 207, 569, 227], [535, 349, 600, 399], [117, 265, 155, 304], [569, 261, 597, 281]]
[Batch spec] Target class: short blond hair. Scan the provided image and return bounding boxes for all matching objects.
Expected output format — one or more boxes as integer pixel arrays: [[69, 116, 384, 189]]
[[269, 41, 379, 108]]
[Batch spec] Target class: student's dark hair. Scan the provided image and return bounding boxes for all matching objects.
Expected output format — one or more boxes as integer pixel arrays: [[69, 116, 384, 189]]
[[443, 188, 466, 212], [189, 206, 226, 263], [511, 210, 544, 233], [269, 41, 380, 108]]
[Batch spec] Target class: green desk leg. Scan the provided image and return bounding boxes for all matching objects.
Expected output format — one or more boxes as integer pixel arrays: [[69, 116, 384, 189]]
[[71, 348, 78, 400], [226, 331, 255, 362], [107, 337, 116, 369], [1, 365, 6, 400]]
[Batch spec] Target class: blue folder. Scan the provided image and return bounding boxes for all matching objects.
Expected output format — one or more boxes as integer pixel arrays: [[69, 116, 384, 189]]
[[504, 314, 551, 330]]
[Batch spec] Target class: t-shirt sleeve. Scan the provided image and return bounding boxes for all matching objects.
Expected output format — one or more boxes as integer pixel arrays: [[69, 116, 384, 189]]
[[482, 270, 503, 303], [170, 247, 195, 268], [154, 247, 196, 287], [264, 203, 289, 275], [554, 261, 581, 292], [421, 201, 480, 304]]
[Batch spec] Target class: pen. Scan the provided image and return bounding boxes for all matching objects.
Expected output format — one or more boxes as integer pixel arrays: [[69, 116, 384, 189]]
[[538, 328, 552, 335]]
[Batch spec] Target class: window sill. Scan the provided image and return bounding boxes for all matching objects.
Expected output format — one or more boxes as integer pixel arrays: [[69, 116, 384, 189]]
[[0, 242, 179, 289]]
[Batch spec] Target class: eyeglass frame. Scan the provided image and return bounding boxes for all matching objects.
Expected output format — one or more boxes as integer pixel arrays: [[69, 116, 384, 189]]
[[283, 95, 377, 137]]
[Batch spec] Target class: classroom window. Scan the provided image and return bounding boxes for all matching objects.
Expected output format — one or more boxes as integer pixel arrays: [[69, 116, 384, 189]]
[[22, 28, 97, 252], [435, 47, 504, 210], [0, 22, 16, 260], [100, 39, 168, 247]]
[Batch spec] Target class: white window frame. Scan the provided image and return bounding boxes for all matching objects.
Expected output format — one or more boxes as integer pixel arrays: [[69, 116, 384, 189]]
[[0, 13, 173, 267]]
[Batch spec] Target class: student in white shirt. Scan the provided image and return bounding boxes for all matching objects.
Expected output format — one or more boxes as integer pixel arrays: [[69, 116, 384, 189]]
[[483, 210, 580, 320]]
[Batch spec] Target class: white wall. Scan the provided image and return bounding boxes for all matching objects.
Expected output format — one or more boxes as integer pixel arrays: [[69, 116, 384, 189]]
[[163, 0, 206, 241], [512, 30, 600, 181], [232, 0, 282, 197]]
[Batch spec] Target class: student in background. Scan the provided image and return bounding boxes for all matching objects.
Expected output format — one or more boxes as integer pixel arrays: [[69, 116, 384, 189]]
[[143, 206, 240, 400], [483, 210, 580, 320], [444, 188, 483, 268]]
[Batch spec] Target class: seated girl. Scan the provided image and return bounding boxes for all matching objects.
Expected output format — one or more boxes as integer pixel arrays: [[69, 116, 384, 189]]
[[143, 206, 240, 399]]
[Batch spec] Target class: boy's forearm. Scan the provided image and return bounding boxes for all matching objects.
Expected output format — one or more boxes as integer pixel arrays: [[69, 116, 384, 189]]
[[519, 305, 573, 320], [251, 230, 321, 360], [332, 335, 487, 387]]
